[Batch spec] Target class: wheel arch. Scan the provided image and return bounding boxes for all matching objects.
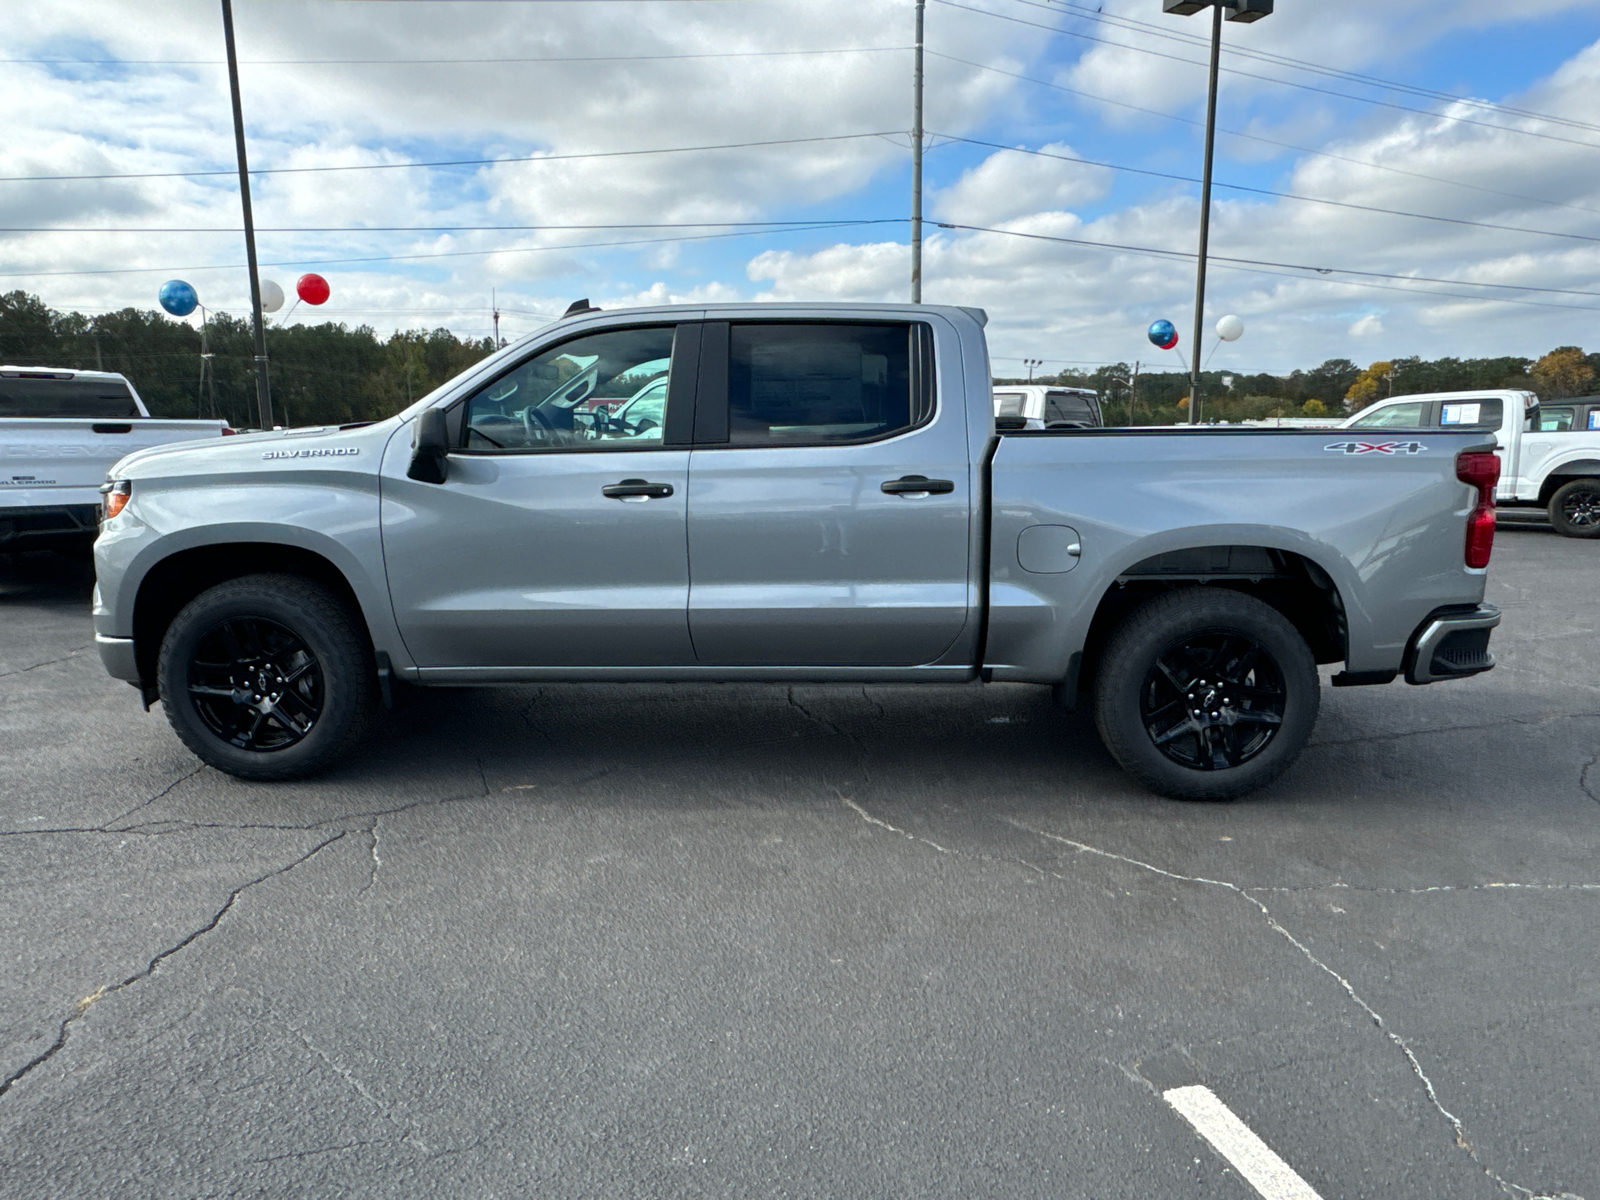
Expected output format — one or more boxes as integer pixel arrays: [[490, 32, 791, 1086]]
[[129, 535, 381, 689], [1537, 461, 1600, 505], [1071, 543, 1347, 705]]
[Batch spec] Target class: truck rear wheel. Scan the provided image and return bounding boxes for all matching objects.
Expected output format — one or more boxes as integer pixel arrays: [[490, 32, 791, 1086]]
[[1092, 587, 1319, 801], [156, 573, 375, 781], [1548, 478, 1600, 538]]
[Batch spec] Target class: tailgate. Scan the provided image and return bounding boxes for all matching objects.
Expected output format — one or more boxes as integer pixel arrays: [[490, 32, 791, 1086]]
[[0, 418, 227, 508]]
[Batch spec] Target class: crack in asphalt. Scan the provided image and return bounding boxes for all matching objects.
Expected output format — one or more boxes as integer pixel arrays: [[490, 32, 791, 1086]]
[[103, 764, 207, 827], [1582, 755, 1599, 808], [248, 1138, 383, 1165], [837, 796, 1581, 1200], [359, 818, 382, 896], [293, 1027, 432, 1154], [0, 644, 90, 680], [1309, 711, 1600, 749], [0, 831, 349, 1105]]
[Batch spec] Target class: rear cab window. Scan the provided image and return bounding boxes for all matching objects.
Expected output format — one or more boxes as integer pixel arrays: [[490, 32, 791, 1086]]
[[0, 374, 140, 418]]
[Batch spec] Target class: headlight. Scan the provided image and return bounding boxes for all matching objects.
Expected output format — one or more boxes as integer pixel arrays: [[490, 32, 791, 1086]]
[[99, 479, 131, 520]]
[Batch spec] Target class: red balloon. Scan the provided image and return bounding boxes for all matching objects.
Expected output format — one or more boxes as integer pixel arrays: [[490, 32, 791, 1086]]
[[296, 273, 330, 305]]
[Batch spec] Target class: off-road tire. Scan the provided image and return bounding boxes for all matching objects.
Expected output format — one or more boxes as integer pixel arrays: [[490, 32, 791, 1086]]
[[1093, 587, 1320, 801], [1548, 478, 1600, 538], [157, 573, 375, 780]]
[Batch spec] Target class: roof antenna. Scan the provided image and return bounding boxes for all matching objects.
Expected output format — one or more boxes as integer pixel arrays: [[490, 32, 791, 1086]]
[[562, 298, 598, 318]]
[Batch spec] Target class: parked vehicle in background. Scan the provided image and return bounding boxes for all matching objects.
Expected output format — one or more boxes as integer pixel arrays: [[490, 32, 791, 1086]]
[[993, 384, 1102, 429], [95, 303, 1500, 801], [1344, 389, 1600, 537], [1, 367, 229, 554]]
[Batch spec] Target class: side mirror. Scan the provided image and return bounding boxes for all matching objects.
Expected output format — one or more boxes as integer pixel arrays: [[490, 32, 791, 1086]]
[[408, 408, 449, 483]]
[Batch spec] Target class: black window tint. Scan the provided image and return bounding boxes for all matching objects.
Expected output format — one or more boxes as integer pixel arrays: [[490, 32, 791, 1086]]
[[727, 323, 922, 445], [1044, 390, 1096, 425], [461, 326, 675, 452], [0, 377, 139, 418]]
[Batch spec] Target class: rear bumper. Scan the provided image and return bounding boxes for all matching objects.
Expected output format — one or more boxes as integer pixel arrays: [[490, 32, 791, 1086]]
[[96, 633, 140, 683], [0, 504, 99, 545], [1404, 604, 1500, 685]]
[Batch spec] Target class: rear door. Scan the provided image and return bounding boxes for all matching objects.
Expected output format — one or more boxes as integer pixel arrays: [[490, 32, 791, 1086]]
[[380, 321, 700, 668], [684, 318, 972, 666]]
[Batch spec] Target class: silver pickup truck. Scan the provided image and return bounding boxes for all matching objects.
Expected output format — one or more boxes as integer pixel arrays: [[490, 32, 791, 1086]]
[[92, 303, 1502, 800]]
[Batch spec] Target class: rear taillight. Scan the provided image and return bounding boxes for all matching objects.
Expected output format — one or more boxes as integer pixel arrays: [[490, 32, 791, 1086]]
[[1456, 451, 1500, 569], [221, 426, 237, 435]]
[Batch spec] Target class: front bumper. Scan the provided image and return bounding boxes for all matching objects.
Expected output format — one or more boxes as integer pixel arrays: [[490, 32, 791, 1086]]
[[96, 633, 140, 683], [1404, 604, 1501, 684]]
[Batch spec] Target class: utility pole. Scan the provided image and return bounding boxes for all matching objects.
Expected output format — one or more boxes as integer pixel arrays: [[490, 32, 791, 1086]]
[[1131, 360, 1141, 426], [1163, 1, 1273, 424], [492, 288, 502, 348], [910, 0, 925, 303], [220, 0, 273, 430]]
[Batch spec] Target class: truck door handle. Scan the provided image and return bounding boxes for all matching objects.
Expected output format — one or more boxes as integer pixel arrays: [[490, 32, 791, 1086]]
[[602, 478, 674, 499], [881, 475, 955, 496]]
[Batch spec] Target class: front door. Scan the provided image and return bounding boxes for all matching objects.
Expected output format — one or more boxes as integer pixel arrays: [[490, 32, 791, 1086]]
[[685, 319, 973, 666], [380, 323, 698, 668]]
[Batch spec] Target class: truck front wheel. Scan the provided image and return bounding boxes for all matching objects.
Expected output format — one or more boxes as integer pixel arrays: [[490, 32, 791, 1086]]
[[1092, 588, 1320, 801], [156, 573, 376, 781], [1548, 478, 1600, 538]]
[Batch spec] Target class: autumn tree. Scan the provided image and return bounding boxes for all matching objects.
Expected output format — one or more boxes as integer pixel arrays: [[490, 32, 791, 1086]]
[[1344, 360, 1394, 408], [1531, 346, 1594, 398]]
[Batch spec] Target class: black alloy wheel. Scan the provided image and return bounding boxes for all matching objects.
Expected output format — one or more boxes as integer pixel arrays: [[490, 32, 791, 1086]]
[[1550, 478, 1600, 538], [158, 573, 376, 780], [1139, 631, 1286, 771], [187, 617, 324, 751], [1093, 586, 1319, 801]]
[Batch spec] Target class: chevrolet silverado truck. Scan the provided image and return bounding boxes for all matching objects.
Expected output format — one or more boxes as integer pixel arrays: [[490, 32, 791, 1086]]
[[1345, 388, 1600, 537], [1, 366, 228, 553], [92, 304, 1503, 800]]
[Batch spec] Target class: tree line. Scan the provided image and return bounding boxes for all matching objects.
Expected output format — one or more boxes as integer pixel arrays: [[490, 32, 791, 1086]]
[[5, 290, 1596, 428], [997, 346, 1598, 425], [0, 291, 496, 428]]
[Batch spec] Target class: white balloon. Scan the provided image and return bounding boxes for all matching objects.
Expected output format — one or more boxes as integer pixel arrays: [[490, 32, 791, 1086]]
[[260, 278, 285, 313], [1215, 313, 1245, 341]]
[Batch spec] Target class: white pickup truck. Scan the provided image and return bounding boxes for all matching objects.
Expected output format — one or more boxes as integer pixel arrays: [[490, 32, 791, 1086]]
[[1345, 388, 1600, 537], [1, 366, 229, 553]]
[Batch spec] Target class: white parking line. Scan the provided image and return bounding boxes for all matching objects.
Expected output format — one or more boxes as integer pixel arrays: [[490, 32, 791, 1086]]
[[1164, 1085, 1324, 1200]]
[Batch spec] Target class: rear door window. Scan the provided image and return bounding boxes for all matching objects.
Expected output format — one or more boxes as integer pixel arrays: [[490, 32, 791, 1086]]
[[0, 376, 140, 418], [721, 323, 933, 446], [1437, 399, 1502, 428], [1534, 406, 1575, 432]]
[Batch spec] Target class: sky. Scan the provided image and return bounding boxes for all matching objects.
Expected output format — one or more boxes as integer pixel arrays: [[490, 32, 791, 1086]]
[[4, 0, 1600, 376]]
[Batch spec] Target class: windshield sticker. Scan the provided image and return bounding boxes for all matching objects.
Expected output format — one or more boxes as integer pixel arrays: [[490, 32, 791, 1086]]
[[261, 447, 360, 460], [1324, 441, 1426, 455], [1441, 403, 1480, 425]]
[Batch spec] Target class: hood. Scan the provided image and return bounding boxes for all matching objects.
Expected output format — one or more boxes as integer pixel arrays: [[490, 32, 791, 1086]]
[[109, 419, 400, 480]]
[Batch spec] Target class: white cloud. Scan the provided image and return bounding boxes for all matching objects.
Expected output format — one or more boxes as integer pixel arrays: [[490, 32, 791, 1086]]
[[1350, 313, 1385, 337], [933, 143, 1109, 226]]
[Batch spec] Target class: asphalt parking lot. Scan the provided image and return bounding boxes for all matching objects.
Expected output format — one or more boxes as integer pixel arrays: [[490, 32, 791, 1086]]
[[2, 527, 1596, 1200]]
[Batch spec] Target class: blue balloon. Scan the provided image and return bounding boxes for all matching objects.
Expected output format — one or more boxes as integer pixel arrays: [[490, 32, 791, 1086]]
[[1147, 319, 1178, 350], [159, 279, 198, 317]]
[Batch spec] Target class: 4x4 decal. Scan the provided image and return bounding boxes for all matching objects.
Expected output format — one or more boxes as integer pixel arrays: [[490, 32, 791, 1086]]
[[1323, 440, 1426, 455]]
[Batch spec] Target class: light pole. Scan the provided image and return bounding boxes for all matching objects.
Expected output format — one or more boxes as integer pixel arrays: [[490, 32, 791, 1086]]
[[911, 0, 926, 303], [1025, 358, 1043, 382], [1162, 0, 1272, 423]]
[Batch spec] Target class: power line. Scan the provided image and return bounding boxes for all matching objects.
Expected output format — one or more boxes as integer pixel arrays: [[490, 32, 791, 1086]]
[[1024, 0, 1600, 140], [933, 135, 1600, 247], [4, 46, 909, 66], [0, 219, 908, 233], [931, 222, 1600, 313], [925, 50, 1600, 221], [0, 130, 905, 184], [0, 219, 904, 280], [931, 0, 1600, 153]]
